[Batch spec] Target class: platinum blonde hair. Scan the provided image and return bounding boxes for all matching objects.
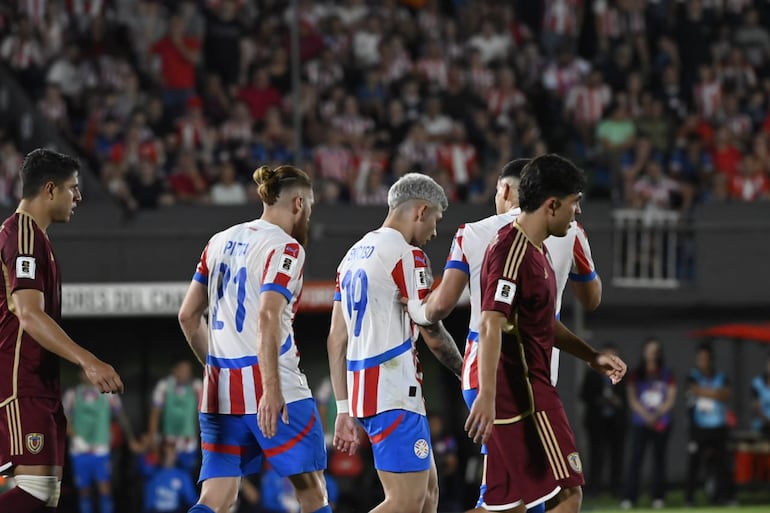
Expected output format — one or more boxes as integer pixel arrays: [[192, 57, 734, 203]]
[[387, 172, 448, 211]]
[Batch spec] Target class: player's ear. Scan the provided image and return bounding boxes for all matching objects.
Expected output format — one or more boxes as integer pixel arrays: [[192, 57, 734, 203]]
[[416, 202, 430, 221], [44, 180, 56, 199]]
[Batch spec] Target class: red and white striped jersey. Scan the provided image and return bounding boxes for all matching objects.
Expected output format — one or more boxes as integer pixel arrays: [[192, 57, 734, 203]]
[[334, 227, 431, 417], [543, 222, 598, 385], [193, 219, 312, 415], [565, 84, 611, 125], [543, 0, 583, 36], [444, 209, 519, 391], [415, 58, 448, 89], [694, 80, 723, 121]]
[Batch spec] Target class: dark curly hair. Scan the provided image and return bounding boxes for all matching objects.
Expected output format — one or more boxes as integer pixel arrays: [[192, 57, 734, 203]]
[[518, 154, 586, 213]]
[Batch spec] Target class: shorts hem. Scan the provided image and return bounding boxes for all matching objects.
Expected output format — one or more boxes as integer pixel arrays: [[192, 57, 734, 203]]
[[483, 499, 523, 511], [0, 461, 11, 473], [525, 485, 562, 509]]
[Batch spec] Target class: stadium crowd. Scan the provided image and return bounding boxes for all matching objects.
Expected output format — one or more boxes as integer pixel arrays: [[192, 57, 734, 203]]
[[2, 0, 770, 213]]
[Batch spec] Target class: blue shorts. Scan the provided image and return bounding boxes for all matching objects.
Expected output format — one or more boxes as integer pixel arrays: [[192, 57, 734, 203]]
[[199, 397, 326, 483], [463, 388, 487, 455], [360, 410, 431, 473], [71, 453, 111, 489]]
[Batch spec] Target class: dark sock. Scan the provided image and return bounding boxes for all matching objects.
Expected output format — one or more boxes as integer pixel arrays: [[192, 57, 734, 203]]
[[0, 485, 47, 512]]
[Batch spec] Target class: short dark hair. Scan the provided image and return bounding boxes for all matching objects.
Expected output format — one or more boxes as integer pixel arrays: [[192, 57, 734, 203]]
[[500, 158, 530, 180], [518, 154, 586, 212], [20, 148, 80, 199]]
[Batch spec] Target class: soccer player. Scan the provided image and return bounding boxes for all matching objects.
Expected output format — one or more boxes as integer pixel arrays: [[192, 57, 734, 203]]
[[63, 371, 127, 513], [147, 360, 203, 474], [465, 154, 626, 513], [410, 158, 601, 511], [178, 165, 330, 513], [327, 173, 463, 513], [0, 148, 124, 512]]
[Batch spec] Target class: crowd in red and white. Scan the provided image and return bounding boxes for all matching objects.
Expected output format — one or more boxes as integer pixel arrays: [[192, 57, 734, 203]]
[[1, 0, 770, 212]]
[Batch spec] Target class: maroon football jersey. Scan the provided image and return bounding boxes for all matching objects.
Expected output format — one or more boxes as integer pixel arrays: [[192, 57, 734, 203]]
[[0, 211, 62, 404], [480, 222, 561, 422]]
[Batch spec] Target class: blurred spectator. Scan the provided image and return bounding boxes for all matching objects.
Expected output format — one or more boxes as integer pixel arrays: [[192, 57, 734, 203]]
[[629, 159, 684, 211], [429, 413, 460, 512], [621, 337, 677, 510], [750, 352, 770, 437], [580, 342, 627, 497], [202, 0, 243, 87], [0, 16, 43, 93], [238, 67, 282, 123], [685, 342, 736, 506], [151, 14, 201, 118], [728, 154, 770, 202], [133, 437, 198, 513], [210, 160, 247, 205]]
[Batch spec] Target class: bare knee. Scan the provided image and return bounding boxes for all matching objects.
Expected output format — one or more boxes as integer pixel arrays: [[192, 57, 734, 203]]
[[289, 471, 328, 512], [548, 486, 582, 513]]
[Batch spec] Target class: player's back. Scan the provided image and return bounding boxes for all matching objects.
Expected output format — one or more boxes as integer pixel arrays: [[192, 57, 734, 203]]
[[0, 212, 61, 403], [445, 209, 519, 390], [336, 227, 429, 417], [196, 219, 310, 414]]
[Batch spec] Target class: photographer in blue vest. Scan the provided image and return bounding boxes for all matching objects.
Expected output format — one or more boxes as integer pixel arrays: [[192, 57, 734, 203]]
[[684, 342, 736, 506]]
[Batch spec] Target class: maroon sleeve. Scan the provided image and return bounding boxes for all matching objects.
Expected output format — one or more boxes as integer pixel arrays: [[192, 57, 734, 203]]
[[480, 229, 519, 317], [8, 220, 48, 294]]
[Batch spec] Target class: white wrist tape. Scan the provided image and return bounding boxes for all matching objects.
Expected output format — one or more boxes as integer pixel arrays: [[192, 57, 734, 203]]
[[336, 399, 349, 414], [407, 299, 431, 326]]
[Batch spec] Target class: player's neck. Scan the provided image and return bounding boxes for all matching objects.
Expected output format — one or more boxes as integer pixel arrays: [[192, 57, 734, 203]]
[[16, 199, 51, 232], [515, 212, 547, 248], [382, 214, 413, 244], [260, 209, 294, 237]]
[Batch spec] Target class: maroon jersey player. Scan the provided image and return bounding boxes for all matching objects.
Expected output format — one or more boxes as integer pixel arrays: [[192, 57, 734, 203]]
[[0, 149, 123, 513], [466, 154, 627, 513]]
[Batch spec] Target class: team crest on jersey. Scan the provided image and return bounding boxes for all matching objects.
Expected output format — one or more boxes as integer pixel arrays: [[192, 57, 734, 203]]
[[26, 433, 44, 454], [413, 438, 429, 459], [16, 256, 36, 279], [494, 279, 515, 304], [567, 452, 582, 473]]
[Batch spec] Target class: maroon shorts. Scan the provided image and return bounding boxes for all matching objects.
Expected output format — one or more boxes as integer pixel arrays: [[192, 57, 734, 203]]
[[484, 406, 585, 510], [0, 397, 67, 471]]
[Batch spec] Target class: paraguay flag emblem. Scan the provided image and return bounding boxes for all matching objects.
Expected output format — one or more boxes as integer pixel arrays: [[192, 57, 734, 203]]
[[26, 433, 44, 454]]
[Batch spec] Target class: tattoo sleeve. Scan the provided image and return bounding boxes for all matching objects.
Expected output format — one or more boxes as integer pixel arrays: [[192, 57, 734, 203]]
[[419, 321, 463, 379]]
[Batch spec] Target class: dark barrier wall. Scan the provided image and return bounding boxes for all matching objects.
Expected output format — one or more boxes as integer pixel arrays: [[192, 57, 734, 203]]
[[4, 200, 769, 309]]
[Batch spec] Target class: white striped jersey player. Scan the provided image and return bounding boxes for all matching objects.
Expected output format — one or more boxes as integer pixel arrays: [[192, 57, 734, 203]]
[[543, 221, 598, 385], [444, 208, 520, 391], [445, 214, 597, 389], [192, 219, 312, 415], [334, 227, 431, 418]]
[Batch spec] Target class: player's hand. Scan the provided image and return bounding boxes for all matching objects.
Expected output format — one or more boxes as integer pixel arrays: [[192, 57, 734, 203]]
[[333, 413, 360, 456], [83, 358, 124, 394], [257, 387, 288, 439], [589, 352, 627, 385], [465, 391, 495, 445]]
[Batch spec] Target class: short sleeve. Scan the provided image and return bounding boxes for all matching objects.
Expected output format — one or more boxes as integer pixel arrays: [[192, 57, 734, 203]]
[[259, 241, 305, 303], [569, 223, 597, 282], [192, 242, 211, 285], [8, 218, 49, 295], [443, 224, 470, 275], [392, 248, 432, 301], [151, 379, 167, 408], [480, 231, 519, 317]]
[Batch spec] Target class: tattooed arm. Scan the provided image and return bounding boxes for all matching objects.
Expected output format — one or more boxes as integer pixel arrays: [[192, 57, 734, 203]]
[[418, 321, 463, 379]]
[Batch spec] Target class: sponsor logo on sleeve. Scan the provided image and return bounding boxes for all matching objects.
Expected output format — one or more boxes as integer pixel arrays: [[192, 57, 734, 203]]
[[494, 279, 515, 304], [16, 256, 36, 279], [414, 268, 428, 289], [281, 254, 297, 273]]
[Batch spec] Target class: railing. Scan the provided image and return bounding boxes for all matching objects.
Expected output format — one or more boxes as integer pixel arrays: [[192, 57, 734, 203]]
[[612, 208, 689, 288]]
